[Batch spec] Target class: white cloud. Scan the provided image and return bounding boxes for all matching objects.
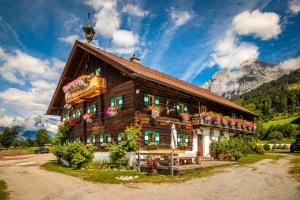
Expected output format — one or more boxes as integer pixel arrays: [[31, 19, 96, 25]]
[[0, 47, 63, 85], [289, 0, 300, 14], [232, 10, 281, 40], [279, 56, 300, 71], [0, 108, 26, 127], [123, 4, 149, 17], [170, 8, 193, 27], [84, 0, 119, 38], [112, 30, 138, 47], [58, 34, 80, 46], [83, 0, 141, 55], [0, 87, 54, 116], [212, 31, 259, 69]]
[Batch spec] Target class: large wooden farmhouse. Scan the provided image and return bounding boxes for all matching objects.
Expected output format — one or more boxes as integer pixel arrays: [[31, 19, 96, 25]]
[[47, 40, 257, 158]]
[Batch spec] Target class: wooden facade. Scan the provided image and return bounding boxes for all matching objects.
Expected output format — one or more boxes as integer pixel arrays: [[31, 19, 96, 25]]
[[47, 41, 257, 155]]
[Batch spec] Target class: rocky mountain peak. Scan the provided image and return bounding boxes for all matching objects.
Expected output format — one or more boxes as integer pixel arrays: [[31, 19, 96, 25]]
[[202, 59, 289, 99]]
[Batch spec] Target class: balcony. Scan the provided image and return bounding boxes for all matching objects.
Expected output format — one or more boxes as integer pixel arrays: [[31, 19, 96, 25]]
[[63, 75, 106, 104], [191, 113, 256, 134]]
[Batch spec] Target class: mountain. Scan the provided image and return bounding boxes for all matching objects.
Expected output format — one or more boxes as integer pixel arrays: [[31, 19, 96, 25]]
[[233, 68, 300, 118], [0, 115, 59, 140], [202, 59, 294, 99]]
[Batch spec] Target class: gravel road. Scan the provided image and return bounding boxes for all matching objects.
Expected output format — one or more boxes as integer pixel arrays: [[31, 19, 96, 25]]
[[0, 154, 299, 200]]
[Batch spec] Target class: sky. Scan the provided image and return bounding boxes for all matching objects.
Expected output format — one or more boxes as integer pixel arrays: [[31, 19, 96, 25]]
[[0, 0, 300, 126]]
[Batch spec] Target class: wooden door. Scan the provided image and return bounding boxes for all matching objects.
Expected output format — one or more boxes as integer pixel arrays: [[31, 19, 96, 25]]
[[197, 135, 203, 157]]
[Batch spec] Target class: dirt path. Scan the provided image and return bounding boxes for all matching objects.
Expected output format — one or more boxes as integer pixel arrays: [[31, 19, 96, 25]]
[[0, 154, 299, 200]]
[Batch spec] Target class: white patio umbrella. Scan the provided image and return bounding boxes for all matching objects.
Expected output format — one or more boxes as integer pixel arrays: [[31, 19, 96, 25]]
[[171, 124, 177, 150], [170, 124, 177, 176]]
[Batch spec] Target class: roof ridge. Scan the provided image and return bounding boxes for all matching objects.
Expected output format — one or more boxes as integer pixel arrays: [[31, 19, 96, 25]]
[[77, 41, 256, 116]]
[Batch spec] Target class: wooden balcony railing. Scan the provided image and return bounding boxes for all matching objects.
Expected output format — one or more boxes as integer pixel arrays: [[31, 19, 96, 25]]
[[191, 114, 256, 133], [65, 76, 106, 104]]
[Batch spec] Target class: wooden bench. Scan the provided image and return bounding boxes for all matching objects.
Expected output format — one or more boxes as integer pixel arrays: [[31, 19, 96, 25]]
[[179, 157, 193, 165]]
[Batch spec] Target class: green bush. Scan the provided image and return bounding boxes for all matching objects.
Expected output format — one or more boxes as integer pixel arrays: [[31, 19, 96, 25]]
[[52, 123, 72, 145], [106, 143, 127, 168], [263, 144, 271, 151], [209, 137, 258, 161], [52, 143, 95, 168], [106, 126, 141, 168], [256, 145, 265, 154], [272, 144, 278, 149], [268, 131, 283, 140]]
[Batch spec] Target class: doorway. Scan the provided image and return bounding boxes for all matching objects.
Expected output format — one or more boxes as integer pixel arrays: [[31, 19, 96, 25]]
[[197, 135, 203, 157]]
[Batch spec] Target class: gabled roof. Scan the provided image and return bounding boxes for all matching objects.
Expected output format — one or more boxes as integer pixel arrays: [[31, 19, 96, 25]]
[[47, 40, 257, 116]]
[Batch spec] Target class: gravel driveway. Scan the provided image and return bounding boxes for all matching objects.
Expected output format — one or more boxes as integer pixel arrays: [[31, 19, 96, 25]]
[[0, 154, 299, 200]]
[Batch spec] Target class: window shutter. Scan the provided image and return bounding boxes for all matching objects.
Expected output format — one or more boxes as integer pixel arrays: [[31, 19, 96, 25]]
[[184, 135, 189, 144], [176, 103, 181, 113], [72, 111, 76, 118], [110, 98, 115, 107], [87, 106, 91, 114], [154, 96, 159, 106], [177, 134, 181, 145], [77, 110, 81, 119], [118, 96, 123, 108], [184, 104, 188, 113], [144, 131, 149, 144], [155, 132, 160, 145], [117, 133, 122, 143], [92, 104, 97, 115], [87, 136, 90, 144], [92, 135, 96, 144], [144, 93, 149, 105], [99, 134, 104, 144], [107, 134, 112, 143]]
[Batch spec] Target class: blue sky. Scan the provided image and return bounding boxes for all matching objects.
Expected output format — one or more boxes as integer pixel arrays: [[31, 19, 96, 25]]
[[0, 0, 300, 124]]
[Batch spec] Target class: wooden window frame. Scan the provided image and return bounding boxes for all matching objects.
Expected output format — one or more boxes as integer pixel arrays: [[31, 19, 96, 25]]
[[200, 105, 207, 113]]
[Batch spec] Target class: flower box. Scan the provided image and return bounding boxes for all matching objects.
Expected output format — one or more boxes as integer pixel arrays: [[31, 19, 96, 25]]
[[64, 76, 106, 104]]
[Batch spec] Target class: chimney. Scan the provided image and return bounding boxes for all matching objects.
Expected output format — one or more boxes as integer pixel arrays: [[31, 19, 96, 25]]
[[130, 54, 140, 64]]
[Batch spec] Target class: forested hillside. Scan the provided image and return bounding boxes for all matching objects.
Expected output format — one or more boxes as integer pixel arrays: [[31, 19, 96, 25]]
[[234, 68, 300, 120]]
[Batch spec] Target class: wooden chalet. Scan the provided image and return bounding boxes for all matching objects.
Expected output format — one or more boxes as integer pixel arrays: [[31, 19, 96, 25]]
[[47, 40, 257, 158]]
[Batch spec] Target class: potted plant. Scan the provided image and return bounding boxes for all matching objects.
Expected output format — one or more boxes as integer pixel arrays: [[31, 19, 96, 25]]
[[222, 116, 230, 127], [178, 143, 188, 150], [147, 105, 161, 119], [83, 112, 95, 123], [200, 112, 212, 124], [68, 118, 79, 126], [212, 113, 221, 126], [228, 118, 235, 128], [106, 106, 120, 117]]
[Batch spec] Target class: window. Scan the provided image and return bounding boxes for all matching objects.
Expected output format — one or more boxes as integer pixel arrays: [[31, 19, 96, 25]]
[[144, 93, 159, 106], [110, 96, 123, 108], [72, 110, 81, 119], [176, 102, 188, 113], [86, 135, 96, 144], [200, 105, 207, 113], [90, 67, 101, 76], [177, 133, 189, 145], [99, 134, 112, 144], [144, 131, 160, 145], [87, 103, 97, 115]]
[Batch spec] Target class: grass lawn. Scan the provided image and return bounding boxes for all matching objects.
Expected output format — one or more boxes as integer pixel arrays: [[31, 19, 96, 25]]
[[262, 115, 299, 129], [0, 147, 38, 157], [0, 180, 9, 200], [42, 153, 285, 184]]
